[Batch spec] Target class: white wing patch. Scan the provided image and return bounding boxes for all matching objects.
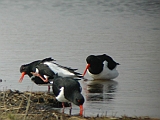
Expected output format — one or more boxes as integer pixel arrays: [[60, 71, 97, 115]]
[[35, 68, 39, 73], [43, 75, 48, 79], [56, 87, 68, 102], [44, 62, 75, 77]]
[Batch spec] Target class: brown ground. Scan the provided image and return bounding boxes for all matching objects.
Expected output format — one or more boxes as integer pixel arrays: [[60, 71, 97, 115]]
[[0, 89, 159, 120]]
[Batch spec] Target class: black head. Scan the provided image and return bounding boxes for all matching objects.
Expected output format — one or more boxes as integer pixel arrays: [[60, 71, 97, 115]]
[[71, 92, 84, 116], [19, 64, 33, 83], [20, 59, 42, 74], [20, 64, 29, 73], [86, 55, 102, 65], [73, 93, 84, 116], [19, 60, 40, 82], [72, 92, 85, 106], [83, 55, 104, 75]]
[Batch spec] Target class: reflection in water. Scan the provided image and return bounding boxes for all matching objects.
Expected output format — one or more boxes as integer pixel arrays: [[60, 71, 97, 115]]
[[85, 80, 118, 101]]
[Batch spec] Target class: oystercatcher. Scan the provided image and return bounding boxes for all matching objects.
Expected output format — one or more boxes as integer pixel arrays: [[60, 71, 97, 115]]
[[32, 60, 83, 82], [83, 54, 119, 80], [52, 74, 84, 116], [19, 57, 54, 82], [19, 57, 83, 91], [19, 57, 54, 91]]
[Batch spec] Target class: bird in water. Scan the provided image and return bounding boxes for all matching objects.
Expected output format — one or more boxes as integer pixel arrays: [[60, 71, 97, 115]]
[[52, 74, 84, 116], [83, 54, 119, 80]]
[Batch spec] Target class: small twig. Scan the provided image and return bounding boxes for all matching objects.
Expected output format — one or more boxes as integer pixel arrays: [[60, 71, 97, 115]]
[[0, 107, 22, 111], [17, 98, 24, 113], [111, 111, 117, 118], [105, 111, 107, 117], [21, 94, 29, 99], [23, 83, 34, 120], [52, 113, 59, 120], [3, 91, 6, 111], [14, 113, 42, 116]]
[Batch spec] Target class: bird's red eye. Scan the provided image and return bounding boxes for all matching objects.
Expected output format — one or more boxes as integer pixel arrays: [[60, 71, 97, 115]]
[[77, 99, 80, 102]]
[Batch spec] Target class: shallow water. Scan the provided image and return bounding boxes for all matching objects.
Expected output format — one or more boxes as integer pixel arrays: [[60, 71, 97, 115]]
[[0, 0, 160, 118]]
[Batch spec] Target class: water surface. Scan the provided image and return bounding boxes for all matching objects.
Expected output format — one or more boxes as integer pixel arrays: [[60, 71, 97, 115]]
[[0, 0, 160, 118]]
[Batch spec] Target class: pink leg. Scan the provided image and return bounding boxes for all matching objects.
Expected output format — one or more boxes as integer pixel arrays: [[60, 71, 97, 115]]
[[69, 103, 72, 115], [48, 85, 50, 93], [62, 102, 65, 113], [30, 72, 48, 82]]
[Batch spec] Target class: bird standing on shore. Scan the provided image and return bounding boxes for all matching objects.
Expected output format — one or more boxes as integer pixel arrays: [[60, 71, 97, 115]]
[[19, 57, 83, 92], [52, 74, 84, 116]]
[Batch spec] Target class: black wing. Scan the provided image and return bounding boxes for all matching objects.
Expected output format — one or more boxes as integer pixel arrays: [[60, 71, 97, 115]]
[[36, 64, 55, 79], [102, 54, 119, 70], [52, 76, 65, 96], [40, 57, 55, 63], [95, 54, 119, 70]]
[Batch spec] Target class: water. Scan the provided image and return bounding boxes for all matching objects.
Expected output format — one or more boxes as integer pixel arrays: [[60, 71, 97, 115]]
[[0, 0, 160, 118]]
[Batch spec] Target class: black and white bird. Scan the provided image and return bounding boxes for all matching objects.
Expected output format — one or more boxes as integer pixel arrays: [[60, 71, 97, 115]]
[[19, 57, 54, 83], [19, 57, 83, 91], [52, 74, 84, 116], [83, 54, 119, 80], [19, 57, 54, 91]]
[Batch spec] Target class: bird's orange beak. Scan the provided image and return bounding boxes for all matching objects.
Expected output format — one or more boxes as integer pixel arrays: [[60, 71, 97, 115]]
[[82, 64, 90, 76], [79, 105, 83, 116], [19, 72, 26, 83]]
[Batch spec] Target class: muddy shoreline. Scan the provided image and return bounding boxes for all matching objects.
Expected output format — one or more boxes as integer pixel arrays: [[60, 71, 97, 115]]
[[0, 89, 159, 120]]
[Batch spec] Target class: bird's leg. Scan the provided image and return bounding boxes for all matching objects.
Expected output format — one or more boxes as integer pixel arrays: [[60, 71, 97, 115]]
[[62, 102, 65, 113], [69, 103, 72, 115], [41, 77, 49, 83], [30, 72, 40, 77], [37, 74, 49, 83], [48, 85, 50, 93], [30, 72, 48, 82]]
